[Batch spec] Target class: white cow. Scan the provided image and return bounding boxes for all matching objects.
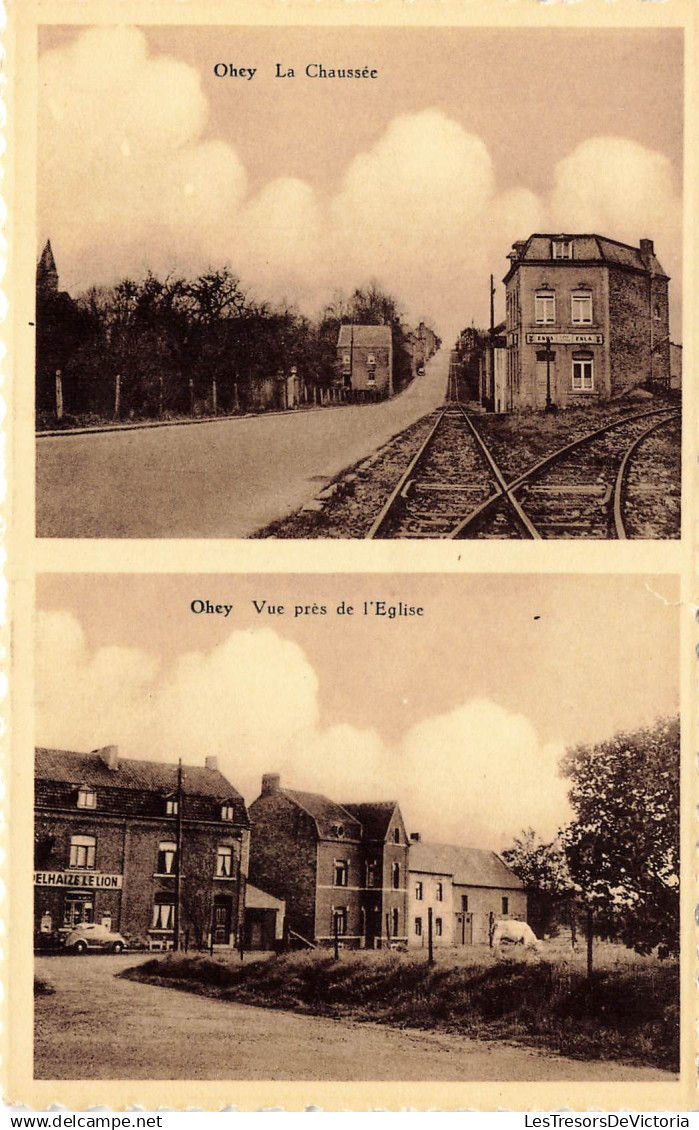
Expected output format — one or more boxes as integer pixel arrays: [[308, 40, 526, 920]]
[[491, 919, 542, 953]]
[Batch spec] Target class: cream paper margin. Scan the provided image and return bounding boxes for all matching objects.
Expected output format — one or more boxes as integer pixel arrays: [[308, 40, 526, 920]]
[[6, 0, 697, 1111]]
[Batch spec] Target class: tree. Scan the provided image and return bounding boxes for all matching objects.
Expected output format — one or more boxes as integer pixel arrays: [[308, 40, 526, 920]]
[[560, 716, 679, 962], [502, 828, 575, 940]]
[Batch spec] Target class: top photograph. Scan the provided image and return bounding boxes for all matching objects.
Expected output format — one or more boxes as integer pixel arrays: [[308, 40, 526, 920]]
[[34, 25, 683, 540]]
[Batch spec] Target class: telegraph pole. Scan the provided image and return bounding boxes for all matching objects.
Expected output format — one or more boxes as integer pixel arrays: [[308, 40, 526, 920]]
[[173, 759, 184, 952], [489, 274, 496, 410]]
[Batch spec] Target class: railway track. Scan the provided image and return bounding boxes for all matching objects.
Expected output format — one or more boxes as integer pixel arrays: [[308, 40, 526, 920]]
[[367, 400, 680, 541]]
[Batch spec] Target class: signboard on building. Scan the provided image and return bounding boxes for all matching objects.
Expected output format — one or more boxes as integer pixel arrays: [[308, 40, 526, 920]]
[[34, 870, 123, 889], [526, 333, 604, 345]]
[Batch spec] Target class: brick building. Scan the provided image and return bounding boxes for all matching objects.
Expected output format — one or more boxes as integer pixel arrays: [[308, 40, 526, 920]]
[[248, 775, 409, 948], [407, 837, 526, 948], [503, 234, 671, 411], [34, 745, 250, 949], [337, 324, 393, 398]]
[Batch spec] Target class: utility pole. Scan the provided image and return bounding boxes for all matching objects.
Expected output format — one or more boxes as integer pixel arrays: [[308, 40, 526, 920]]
[[489, 274, 496, 410], [55, 369, 64, 420], [545, 337, 553, 412], [114, 372, 121, 420], [173, 759, 184, 952]]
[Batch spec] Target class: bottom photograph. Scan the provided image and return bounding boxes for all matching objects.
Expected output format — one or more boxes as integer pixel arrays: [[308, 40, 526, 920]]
[[33, 572, 680, 1085]]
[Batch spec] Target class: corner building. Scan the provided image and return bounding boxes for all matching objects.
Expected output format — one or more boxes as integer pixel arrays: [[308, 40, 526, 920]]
[[504, 234, 670, 410], [34, 745, 250, 948]]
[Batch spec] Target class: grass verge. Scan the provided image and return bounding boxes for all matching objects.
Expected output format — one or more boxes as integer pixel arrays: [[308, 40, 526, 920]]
[[122, 950, 678, 1072]]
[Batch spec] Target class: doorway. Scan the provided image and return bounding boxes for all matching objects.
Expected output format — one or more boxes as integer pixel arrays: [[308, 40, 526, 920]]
[[212, 896, 232, 945]]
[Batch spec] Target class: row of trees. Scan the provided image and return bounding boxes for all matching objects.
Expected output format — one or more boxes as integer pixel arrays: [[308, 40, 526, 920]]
[[502, 716, 679, 972], [36, 266, 421, 425]]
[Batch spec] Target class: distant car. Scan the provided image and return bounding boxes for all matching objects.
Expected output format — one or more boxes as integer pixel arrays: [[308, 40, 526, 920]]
[[417, 365, 426, 376], [63, 923, 128, 954]]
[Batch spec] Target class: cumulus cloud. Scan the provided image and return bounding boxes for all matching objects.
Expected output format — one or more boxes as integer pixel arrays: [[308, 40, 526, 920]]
[[36, 613, 570, 849], [40, 28, 682, 341]]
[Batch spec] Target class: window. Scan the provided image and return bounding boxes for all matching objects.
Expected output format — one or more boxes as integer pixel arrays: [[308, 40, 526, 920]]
[[435, 918, 443, 937], [64, 895, 93, 928], [334, 860, 349, 887], [392, 862, 400, 890], [414, 917, 422, 937], [394, 828, 400, 844], [331, 823, 345, 838], [332, 907, 347, 936], [571, 291, 592, 325], [654, 304, 661, 320], [342, 352, 350, 366], [415, 881, 423, 901], [552, 240, 573, 259], [535, 291, 555, 325], [156, 840, 177, 875], [221, 804, 235, 822], [461, 895, 469, 913], [366, 860, 379, 888], [216, 845, 233, 878], [69, 835, 96, 869], [502, 896, 509, 915], [436, 882, 444, 902], [572, 355, 594, 391], [367, 353, 376, 366], [392, 908, 399, 937], [77, 785, 97, 809], [151, 896, 175, 931], [165, 796, 178, 816]]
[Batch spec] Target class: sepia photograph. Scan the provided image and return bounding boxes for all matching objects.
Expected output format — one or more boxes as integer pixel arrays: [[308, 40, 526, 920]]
[[33, 25, 683, 540], [32, 574, 680, 1084]]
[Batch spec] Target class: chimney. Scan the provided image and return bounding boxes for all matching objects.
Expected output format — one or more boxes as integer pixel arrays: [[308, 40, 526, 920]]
[[640, 239, 654, 258], [261, 773, 281, 796], [410, 831, 421, 842], [97, 745, 119, 771], [205, 755, 218, 772]]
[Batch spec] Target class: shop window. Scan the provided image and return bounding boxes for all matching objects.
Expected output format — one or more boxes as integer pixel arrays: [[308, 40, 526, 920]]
[[63, 895, 94, 928], [572, 355, 594, 391], [415, 881, 423, 901], [571, 291, 592, 325], [334, 860, 349, 887], [69, 834, 96, 870], [151, 896, 175, 931], [77, 785, 97, 809], [156, 840, 177, 875], [535, 291, 555, 325], [216, 845, 233, 878]]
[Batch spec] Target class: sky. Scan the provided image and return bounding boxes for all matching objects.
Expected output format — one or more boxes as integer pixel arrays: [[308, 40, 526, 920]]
[[38, 25, 684, 341], [35, 574, 680, 852]]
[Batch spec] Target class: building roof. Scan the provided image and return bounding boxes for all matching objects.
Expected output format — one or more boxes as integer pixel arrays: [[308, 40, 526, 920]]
[[35, 747, 247, 816], [281, 788, 363, 840], [337, 324, 393, 348], [245, 883, 285, 912], [409, 841, 524, 890], [505, 234, 667, 280], [341, 802, 399, 842]]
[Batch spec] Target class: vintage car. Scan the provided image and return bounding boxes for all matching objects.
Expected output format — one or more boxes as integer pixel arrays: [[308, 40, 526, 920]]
[[63, 923, 128, 954]]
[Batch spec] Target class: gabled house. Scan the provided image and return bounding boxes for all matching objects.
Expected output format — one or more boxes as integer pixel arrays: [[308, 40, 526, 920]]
[[337, 324, 393, 399], [407, 836, 526, 948], [248, 775, 409, 948]]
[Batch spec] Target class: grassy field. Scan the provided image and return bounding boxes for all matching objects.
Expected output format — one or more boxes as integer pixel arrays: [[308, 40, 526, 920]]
[[123, 940, 678, 1072]]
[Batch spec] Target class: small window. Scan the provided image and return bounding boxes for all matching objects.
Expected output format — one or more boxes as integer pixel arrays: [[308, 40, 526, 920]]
[[552, 240, 573, 259], [152, 896, 175, 931], [572, 357, 594, 391], [69, 835, 96, 869], [221, 804, 235, 822], [331, 823, 345, 838], [165, 796, 178, 816], [391, 908, 399, 937], [435, 918, 443, 937], [334, 860, 349, 887], [216, 845, 233, 878], [461, 895, 469, 913], [394, 828, 400, 844], [367, 353, 376, 366], [157, 840, 177, 875], [571, 291, 592, 325], [415, 881, 423, 901], [77, 786, 97, 809], [502, 896, 509, 915], [342, 352, 351, 366], [392, 862, 400, 890], [436, 882, 444, 902], [366, 860, 379, 888], [333, 907, 347, 936], [654, 304, 661, 320], [414, 917, 422, 937], [535, 291, 555, 325]]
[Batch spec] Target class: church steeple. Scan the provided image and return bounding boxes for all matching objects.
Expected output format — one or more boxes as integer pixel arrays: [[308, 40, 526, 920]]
[[37, 240, 59, 297]]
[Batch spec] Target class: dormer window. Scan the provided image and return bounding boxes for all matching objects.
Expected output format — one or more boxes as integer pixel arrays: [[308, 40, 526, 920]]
[[77, 785, 97, 809], [552, 240, 573, 259], [221, 803, 235, 822], [165, 796, 178, 816]]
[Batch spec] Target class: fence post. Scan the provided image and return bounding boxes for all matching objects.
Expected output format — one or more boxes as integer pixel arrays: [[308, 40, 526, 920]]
[[55, 369, 64, 420], [212, 378, 217, 415], [586, 908, 594, 979], [427, 906, 434, 966]]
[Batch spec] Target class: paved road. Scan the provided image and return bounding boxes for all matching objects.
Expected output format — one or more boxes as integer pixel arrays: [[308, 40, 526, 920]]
[[36, 353, 449, 538], [34, 955, 672, 1082]]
